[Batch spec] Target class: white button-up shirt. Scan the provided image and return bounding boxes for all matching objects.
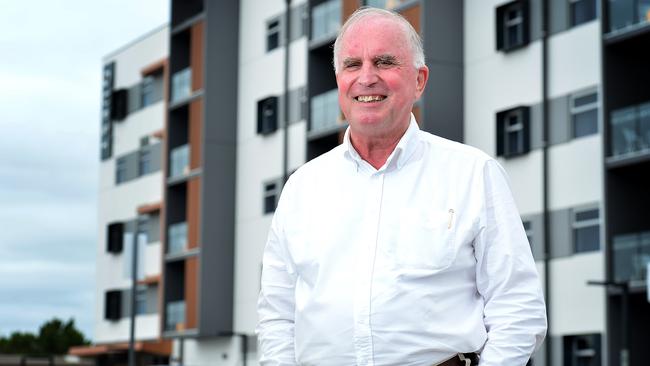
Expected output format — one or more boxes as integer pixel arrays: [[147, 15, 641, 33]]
[[257, 117, 547, 366]]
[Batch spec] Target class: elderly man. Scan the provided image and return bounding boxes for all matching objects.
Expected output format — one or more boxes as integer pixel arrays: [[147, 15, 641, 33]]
[[257, 7, 546, 366]]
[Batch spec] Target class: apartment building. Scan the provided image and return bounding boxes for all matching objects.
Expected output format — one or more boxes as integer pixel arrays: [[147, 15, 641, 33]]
[[70, 25, 172, 365], [80, 0, 650, 365]]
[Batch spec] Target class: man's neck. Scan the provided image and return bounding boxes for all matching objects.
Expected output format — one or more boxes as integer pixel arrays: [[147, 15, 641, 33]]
[[350, 124, 409, 170]]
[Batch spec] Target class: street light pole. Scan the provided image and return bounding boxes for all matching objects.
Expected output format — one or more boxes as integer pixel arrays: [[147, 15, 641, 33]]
[[586, 280, 629, 366]]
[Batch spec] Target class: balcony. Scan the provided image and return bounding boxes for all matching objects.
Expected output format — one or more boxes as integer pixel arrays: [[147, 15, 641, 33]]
[[310, 89, 344, 136], [607, 0, 650, 34], [609, 102, 650, 159], [170, 144, 190, 178], [311, 0, 341, 42], [167, 221, 188, 256], [165, 300, 186, 332], [613, 230, 650, 284], [171, 67, 192, 102]]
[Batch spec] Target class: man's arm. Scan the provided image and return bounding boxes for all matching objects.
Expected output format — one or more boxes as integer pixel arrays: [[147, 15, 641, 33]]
[[256, 196, 298, 366], [474, 159, 547, 366]]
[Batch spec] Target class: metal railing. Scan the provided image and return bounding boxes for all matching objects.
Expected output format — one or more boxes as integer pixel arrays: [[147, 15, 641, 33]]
[[165, 300, 186, 331]]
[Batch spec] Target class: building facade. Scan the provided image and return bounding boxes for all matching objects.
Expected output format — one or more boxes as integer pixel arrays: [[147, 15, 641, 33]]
[[71, 25, 172, 365], [82, 0, 650, 365]]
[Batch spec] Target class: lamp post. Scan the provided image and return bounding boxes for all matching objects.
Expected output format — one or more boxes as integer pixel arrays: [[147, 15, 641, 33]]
[[586, 280, 629, 366]]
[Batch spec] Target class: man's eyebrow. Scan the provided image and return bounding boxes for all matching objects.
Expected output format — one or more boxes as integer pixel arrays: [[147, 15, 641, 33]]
[[373, 54, 399, 64], [342, 57, 361, 66]]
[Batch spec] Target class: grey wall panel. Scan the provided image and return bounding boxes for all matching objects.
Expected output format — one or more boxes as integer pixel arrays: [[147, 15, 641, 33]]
[[551, 335, 563, 366], [128, 84, 142, 114], [549, 95, 570, 145], [146, 285, 158, 314], [147, 213, 161, 243], [202, 0, 239, 336], [290, 3, 307, 41], [529, 0, 543, 42], [530, 103, 544, 150], [549, 0, 569, 35], [421, 0, 463, 142], [523, 212, 545, 261], [147, 142, 163, 173], [550, 207, 572, 258], [121, 289, 132, 318], [532, 337, 547, 366]]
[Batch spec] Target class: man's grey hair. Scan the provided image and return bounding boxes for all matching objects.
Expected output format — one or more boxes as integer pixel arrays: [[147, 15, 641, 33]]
[[332, 7, 425, 74]]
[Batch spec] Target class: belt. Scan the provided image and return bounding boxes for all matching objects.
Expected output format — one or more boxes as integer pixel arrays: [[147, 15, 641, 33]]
[[436, 353, 480, 366]]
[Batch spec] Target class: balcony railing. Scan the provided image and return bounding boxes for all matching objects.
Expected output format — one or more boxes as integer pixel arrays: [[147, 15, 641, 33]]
[[167, 221, 188, 255], [171, 67, 192, 102], [170, 144, 190, 178], [310, 89, 343, 134], [608, 0, 650, 33], [613, 230, 650, 283], [165, 300, 186, 332], [609, 102, 650, 157], [311, 0, 341, 42]]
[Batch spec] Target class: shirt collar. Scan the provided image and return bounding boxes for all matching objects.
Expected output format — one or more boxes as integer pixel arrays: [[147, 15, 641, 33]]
[[343, 113, 421, 172]]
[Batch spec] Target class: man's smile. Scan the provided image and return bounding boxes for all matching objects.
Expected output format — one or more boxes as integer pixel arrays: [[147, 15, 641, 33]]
[[354, 94, 387, 103]]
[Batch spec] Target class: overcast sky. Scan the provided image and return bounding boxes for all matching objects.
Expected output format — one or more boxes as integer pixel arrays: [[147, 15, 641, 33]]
[[0, 0, 169, 340]]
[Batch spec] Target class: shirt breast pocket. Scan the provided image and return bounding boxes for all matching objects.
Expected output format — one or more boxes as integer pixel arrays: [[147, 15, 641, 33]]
[[394, 208, 457, 271]]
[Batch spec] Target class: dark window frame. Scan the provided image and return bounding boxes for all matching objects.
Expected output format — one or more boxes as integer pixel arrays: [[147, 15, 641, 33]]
[[139, 149, 152, 176], [266, 18, 281, 52], [107, 222, 124, 253], [563, 333, 601, 366], [105, 290, 122, 320], [257, 96, 279, 135], [496, 0, 530, 52], [496, 106, 531, 158], [116, 157, 128, 184], [569, 0, 598, 27], [263, 179, 282, 214]]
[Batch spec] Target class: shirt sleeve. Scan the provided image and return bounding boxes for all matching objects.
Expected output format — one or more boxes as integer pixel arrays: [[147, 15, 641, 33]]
[[474, 159, 547, 366], [256, 184, 299, 366]]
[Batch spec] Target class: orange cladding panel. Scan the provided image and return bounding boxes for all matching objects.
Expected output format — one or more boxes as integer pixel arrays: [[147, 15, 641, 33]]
[[189, 99, 203, 169], [342, 0, 360, 22], [186, 177, 200, 250], [190, 21, 204, 91], [185, 257, 198, 330], [400, 4, 421, 34]]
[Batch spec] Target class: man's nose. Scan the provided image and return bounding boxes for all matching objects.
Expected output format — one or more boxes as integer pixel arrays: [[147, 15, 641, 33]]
[[357, 64, 379, 86]]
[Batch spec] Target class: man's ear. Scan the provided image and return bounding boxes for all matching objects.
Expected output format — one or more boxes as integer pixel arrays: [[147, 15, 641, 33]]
[[415, 65, 429, 99]]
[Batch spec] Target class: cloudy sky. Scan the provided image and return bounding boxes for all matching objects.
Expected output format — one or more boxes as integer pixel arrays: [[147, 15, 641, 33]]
[[0, 0, 169, 340]]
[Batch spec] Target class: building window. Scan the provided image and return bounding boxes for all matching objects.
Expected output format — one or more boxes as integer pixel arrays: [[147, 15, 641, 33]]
[[571, 91, 598, 138], [563, 334, 601, 366], [264, 180, 282, 214], [258, 96, 279, 135], [267, 19, 281, 52], [573, 208, 600, 253], [107, 222, 124, 253], [496, 0, 529, 52], [141, 71, 164, 107], [570, 0, 597, 27], [116, 157, 127, 184], [139, 149, 152, 176], [311, 0, 342, 41], [496, 106, 530, 158], [135, 285, 147, 315], [105, 290, 122, 321], [110, 88, 128, 121]]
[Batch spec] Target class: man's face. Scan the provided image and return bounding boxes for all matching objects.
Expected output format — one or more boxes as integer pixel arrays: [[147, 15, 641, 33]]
[[335, 16, 428, 140]]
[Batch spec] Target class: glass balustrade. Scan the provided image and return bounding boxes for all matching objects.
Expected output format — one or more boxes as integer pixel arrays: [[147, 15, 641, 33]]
[[170, 144, 190, 178], [608, 0, 650, 33], [167, 222, 188, 255], [613, 231, 650, 283], [310, 89, 342, 134], [171, 67, 192, 102], [165, 300, 186, 331], [311, 0, 341, 41], [610, 102, 650, 157]]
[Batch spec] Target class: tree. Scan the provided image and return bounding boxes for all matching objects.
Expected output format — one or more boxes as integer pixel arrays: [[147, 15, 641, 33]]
[[0, 318, 89, 355]]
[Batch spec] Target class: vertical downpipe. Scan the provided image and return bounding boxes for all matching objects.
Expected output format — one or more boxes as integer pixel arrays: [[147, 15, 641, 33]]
[[541, 0, 551, 365], [283, 0, 292, 184]]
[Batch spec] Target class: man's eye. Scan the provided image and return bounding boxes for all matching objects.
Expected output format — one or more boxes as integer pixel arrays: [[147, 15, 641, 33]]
[[345, 63, 361, 69], [377, 60, 394, 67]]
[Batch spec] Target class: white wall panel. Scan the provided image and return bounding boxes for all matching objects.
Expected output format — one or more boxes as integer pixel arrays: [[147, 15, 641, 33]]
[[548, 135, 602, 210], [112, 104, 165, 157], [549, 252, 605, 335], [498, 150, 544, 216]]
